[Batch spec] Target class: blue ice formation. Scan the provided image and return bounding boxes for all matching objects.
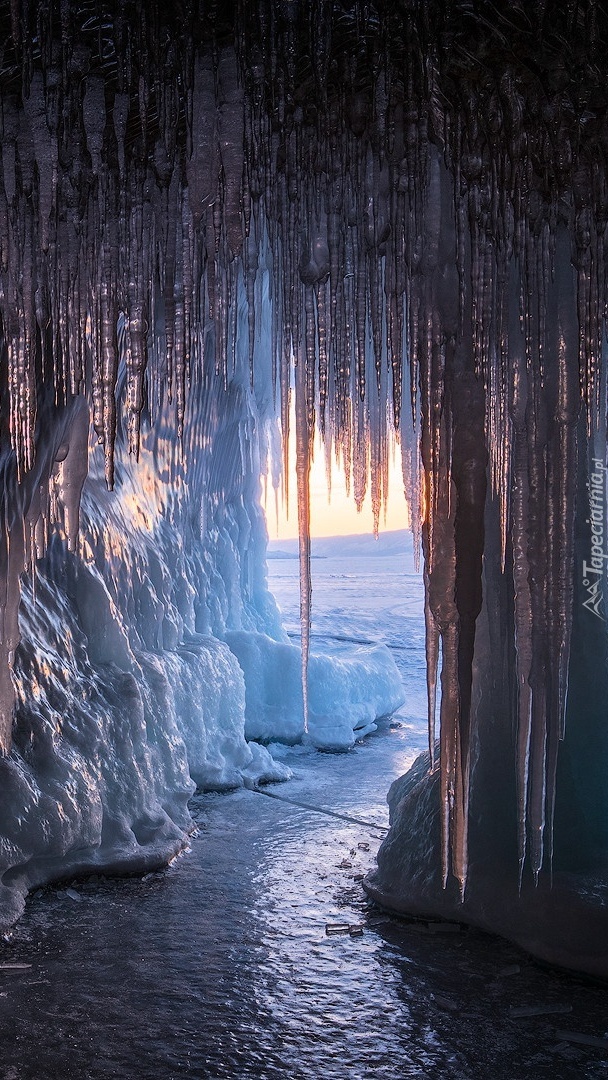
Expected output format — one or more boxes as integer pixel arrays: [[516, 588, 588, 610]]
[[0, 261, 402, 930]]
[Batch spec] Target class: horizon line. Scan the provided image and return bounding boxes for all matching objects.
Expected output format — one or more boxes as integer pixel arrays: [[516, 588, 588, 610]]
[[267, 527, 412, 543]]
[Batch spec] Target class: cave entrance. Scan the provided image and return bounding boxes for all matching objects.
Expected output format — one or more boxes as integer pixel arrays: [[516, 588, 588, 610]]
[[264, 448, 427, 781], [234, 308, 429, 876]]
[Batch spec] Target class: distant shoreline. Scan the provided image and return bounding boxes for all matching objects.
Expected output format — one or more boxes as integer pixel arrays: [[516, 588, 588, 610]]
[[267, 529, 413, 560]]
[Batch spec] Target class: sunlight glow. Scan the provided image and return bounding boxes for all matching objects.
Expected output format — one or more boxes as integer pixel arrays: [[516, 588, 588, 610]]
[[265, 430, 410, 541]]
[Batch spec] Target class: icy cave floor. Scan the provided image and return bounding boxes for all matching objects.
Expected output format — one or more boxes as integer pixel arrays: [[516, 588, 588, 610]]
[[0, 729, 608, 1080], [0, 539, 606, 1079]]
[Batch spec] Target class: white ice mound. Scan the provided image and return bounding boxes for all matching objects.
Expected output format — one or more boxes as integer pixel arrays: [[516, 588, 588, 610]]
[[162, 638, 291, 789], [225, 630, 405, 750]]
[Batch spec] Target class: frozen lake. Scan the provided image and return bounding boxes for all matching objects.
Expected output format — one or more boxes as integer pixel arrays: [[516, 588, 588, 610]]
[[0, 535, 607, 1078], [267, 530, 428, 749]]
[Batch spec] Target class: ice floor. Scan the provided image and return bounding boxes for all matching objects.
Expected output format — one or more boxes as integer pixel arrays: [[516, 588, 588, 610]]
[[1, 730, 607, 1079], [0, 539, 606, 1079]]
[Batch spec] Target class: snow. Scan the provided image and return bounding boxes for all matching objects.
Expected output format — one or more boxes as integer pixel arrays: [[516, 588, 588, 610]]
[[264, 531, 426, 752], [226, 629, 404, 750]]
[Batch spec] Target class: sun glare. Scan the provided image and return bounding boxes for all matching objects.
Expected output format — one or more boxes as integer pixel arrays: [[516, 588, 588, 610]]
[[265, 432, 410, 541]]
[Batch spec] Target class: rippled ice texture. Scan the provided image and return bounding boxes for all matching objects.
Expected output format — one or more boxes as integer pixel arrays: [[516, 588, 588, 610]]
[[0, 319, 403, 931], [1, 538, 606, 1079]]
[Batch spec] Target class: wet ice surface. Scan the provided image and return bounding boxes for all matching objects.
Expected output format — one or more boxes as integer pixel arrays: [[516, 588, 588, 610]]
[[1, 734, 608, 1080], [0, 543, 607, 1079]]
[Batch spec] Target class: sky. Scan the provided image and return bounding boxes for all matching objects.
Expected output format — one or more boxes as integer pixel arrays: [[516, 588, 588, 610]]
[[264, 432, 410, 541]]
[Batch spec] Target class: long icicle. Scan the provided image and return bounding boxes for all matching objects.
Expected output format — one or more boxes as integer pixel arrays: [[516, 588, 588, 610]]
[[295, 340, 312, 737]]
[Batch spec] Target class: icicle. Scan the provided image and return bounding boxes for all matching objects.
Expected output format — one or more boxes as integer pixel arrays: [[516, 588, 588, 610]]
[[304, 287, 316, 434], [164, 167, 179, 402], [422, 388, 461, 890], [126, 189, 147, 457], [295, 344, 311, 737], [182, 190, 194, 385], [217, 47, 244, 260], [187, 53, 218, 224], [424, 572, 439, 770], [0, 521, 25, 755], [544, 230, 579, 866], [54, 398, 90, 551], [100, 222, 119, 489], [19, 209, 36, 475], [245, 234, 257, 383], [23, 70, 57, 253], [316, 278, 329, 433], [525, 391, 548, 883], [113, 92, 129, 180], [174, 192, 186, 443], [9, 0, 19, 49], [355, 248, 367, 401], [511, 353, 533, 882], [352, 417, 367, 511], [82, 75, 106, 177]]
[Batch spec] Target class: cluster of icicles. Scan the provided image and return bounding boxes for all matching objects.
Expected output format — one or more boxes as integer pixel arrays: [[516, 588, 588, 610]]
[[0, 1, 606, 893]]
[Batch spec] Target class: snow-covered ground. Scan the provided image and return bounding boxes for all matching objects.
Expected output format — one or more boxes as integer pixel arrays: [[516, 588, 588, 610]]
[[267, 529, 428, 764]]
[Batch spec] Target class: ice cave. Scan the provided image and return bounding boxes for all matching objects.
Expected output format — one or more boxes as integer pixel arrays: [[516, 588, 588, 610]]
[[0, 0, 606, 987]]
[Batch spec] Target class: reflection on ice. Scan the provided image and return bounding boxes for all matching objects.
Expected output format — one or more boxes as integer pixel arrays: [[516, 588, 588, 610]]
[[3, 729, 606, 1080]]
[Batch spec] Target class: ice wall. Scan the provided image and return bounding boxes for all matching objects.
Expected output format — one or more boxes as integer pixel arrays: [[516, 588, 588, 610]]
[[0, 309, 293, 929], [0, 1, 606, 969], [0, 278, 401, 929], [0, 137, 402, 929]]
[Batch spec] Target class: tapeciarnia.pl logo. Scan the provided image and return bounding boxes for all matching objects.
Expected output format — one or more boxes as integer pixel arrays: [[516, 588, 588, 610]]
[[582, 458, 607, 620]]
